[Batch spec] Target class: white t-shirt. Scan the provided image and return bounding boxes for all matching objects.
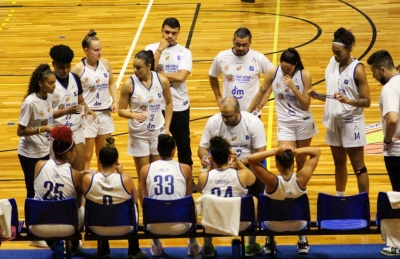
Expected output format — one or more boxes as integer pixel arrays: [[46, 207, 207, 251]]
[[146, 43, 192, 111], [209, 48, 273, 115], [128, 71, 165, 137], [379, 74, 400, 156], [272, 67, 315, 125], [80, 59, 112, 111], [199, 111, 266, 159], [18, 93, 53, 158]]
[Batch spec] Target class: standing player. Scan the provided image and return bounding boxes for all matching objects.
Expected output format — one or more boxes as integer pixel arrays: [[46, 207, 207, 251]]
[[118, 50, 173, 203], [71, 29, 118, 171], [82, 137, 147, 259], [309, 27, 370, 195], [197, 136, 260, 258], [140, 134, 200, 257], [50, 44, 96, 171], [209, 27, 273, 116], [248, 48, 318, 171], [145, 17, 196, 190]]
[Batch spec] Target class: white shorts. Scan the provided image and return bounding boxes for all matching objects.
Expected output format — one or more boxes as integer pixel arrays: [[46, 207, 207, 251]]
[[83, 111, 115, 138], [72, 127, 85, 145], [325, 119, 366, 148], [277, 121, 318, 141], [128, 131, 162, 157]]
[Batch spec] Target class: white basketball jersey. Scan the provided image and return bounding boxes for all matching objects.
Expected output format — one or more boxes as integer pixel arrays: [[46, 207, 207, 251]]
[[146, 43, 192, 111], [209, 49, 273, 115], [85, 172, 131, 205], [52, 73, 82, 131], [272, 67, 314, 124], [266, 173, 306, 200], [34, 159, 76, 200], [336, 59, 364, 120], [146, 160, 187, 200], [201, 168, 247, 197], [128, 71, 165, 137], [18, 93, 53, 158], [80, 59, 111, 110]]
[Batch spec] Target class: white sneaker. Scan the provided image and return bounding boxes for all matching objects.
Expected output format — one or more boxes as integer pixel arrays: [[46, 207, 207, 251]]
[[188, 241, 202, 256], [150, 241, 163, 257], [29, 240, 49, 248]]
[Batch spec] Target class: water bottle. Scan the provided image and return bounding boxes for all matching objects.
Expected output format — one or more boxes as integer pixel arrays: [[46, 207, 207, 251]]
[[231, 238, 241, 259], [54, 240, 64, 259]]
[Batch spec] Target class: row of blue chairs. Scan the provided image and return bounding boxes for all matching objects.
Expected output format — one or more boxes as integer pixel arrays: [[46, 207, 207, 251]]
[[1, 192, 399, 259]]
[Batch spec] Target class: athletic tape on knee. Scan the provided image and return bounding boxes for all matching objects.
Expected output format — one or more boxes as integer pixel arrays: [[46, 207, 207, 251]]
[[354, 166, 367, 175]]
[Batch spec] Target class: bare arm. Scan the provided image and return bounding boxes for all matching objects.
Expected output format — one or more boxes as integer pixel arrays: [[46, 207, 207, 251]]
[[247, 67, 276, 113], [101, 58, 119, 112], [295, 147, 321, 189], [160, 70, 190, 83], [384, 111, 399, 143], [117, 78, 148, 122], [160, 74, 173, 135], [197, 171, 208, 194], [139, 164, 150, 204], [209, 75, 223, 108], [181, 164, 193, 196], [284, 70, 312, 110], [17, 123, 53, 137], [198, 146, 210, 167], [153, 39, 169, 70]]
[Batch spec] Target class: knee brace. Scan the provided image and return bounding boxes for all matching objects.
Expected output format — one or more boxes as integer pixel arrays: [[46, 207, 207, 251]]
[[354, 166, 367, 175]]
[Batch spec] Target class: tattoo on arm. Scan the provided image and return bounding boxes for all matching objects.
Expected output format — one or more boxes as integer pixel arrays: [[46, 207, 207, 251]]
[[350, 97, 370, 107]]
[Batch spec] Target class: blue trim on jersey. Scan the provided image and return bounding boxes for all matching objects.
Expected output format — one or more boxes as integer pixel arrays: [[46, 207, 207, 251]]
[[129, 76, 135, 98], [120, 174, 131, 195], [84, 174, 95, 196]]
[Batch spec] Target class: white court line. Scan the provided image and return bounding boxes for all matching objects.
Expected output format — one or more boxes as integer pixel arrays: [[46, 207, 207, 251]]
[[115, 0, 154, 88]]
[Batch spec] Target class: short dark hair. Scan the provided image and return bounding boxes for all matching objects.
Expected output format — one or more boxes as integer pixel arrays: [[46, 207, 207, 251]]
[[233, 27, 252, 41], [162, 17, 180, 30], [209, 136, 231, 166], [50, 44, 74, 64], [367, 50, 395, 70], [158, 134, 176, 158], [276, 150, 295, 169]]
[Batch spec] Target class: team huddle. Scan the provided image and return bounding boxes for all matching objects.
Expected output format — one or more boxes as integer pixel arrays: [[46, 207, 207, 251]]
[[16, 16, 400, 258]]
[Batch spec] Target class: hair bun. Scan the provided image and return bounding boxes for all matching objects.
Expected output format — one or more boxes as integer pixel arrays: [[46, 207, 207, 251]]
[[334, 27, 347, 39], [105, 137, 116, 148], [87, 29, 97, 37]]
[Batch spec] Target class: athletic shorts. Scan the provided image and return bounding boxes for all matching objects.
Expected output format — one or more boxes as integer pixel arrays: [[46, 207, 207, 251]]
[[72, 127, 85, 145], [127, 130, 163, 157], [325, 119, 366, 147], [83, 111, 115, 138], [277, 121, 318, 141]]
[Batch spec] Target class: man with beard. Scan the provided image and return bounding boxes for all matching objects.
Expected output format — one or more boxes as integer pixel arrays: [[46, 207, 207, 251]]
[[209, 27, 273, 117], [367, 51, 400, 257]]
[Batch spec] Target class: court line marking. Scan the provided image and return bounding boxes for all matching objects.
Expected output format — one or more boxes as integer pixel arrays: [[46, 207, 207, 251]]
[[115, 0, 154, 88]]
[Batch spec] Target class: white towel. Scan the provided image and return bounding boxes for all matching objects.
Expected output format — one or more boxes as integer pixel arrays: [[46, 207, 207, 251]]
[[0, 199, 12, 238], [387, 191, 400, 209], [323, 57, 342, 131], [196, 195, 241, 236]]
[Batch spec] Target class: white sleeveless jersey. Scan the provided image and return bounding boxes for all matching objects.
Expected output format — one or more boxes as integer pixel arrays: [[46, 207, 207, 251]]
[[199, 111, 266, 159], [266, 173, 306, 200], [18, 93, 53, 158], [34, 158, 76, 200], [52, 73, 82, 131], [146, 160, 187, 200], [128, 71, 165, 137], [201, 168, 247, 198], [272, 67, 315, 125], [85, 172, 131, 205], [209, 48, 273, 115], [80, 59, 111, 110], [146, 43, 192, 111], [336, 59, 364, 121]]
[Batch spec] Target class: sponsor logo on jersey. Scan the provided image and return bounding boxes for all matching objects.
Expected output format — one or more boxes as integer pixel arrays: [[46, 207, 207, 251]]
[[249, 66, 254, 71], [54, 94, 60, 100], [166, 56, 170, 60], [139, 105, 147, 112], [237, 66, 242, 70], [183, 100, 188, 105], [104, 73, 108, 78], [138, 96, 142, 101], [147, 122, 155, 131], [288, 109, 296, 116], [158, 93, 161, 98], [66, 96, 70, 102], [58, 104, 65, 110], [157, 64, 164, 72], [231, 85, 244, 99], [232, 136, 237, 141], [246, 135, 250, 140], [130, 141, 135, 148], [344, 79, 349, 85], [84, 77, 90, 83], [39, 110, 45, 117], [96, 78, 100, 83], [149, 98, 153, 103], [177, 55, 181, 60], [89, 85, 96, 92], [74, 92, 77, 96], [93, 101, 102, 106], [344, 118, 353, 122], [278, 93, 284, 100], [224, 65, 229, 71], [227, 74, 234, 82]]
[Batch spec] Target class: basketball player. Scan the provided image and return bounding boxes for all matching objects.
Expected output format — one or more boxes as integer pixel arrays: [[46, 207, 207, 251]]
[[140, 134, 200, 257], [82, 137, 147, 259], [118, 50, 173, 204], [71, 29, 118, 171], [209, 27, 273, 116], [248, 48, 318, 171]]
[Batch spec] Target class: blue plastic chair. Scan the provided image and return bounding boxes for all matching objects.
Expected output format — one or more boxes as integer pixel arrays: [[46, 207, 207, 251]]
[[239, 195, 256, 231], [377, 192, 400, 230], [142, 196, 196, 233], [257, 194, 311, 230], [317, 192, 370, 230]]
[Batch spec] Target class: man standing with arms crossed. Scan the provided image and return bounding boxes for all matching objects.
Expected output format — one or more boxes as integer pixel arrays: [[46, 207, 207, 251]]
[[146, 17, 197, 191], [209, 27, 273, 117]]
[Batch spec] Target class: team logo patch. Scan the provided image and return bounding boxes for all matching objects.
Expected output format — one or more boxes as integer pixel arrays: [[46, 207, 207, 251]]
[[157, 64, 164, 72], [278, 93, 284, 100], [84, 77, 90, 83], [130, 141, 135, 148], [47, 107, 51, 112], [249, 66, 254, 71], [224, 65, 229, 71], [39, 110, 45, 117], [148, 98, 153, 103], [227, 74, 234, 82], [66, 96, 70, 102], [54, 94, 60, 100], [138, 96, 142, 101], [237, 66, 242, 71], [344, 79, 349, 85], [96, 78, 100, 83], [177, 55, 181, 60], [232, 136, 237, 141], [104, 73, 108, 78], [158, 93, 161, 98], [140, 105, 148, 112], [89, 85, 96, 92], [166, 56, 170, 60], [58, 104, 65, 110]]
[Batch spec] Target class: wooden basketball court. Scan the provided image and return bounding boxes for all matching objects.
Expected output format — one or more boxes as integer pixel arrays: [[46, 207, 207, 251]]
[[0, 0, 397, 250]]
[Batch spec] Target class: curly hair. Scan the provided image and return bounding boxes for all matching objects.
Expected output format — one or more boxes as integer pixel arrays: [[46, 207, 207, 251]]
[[209, 136, 231, 166], [49, 44, 74, 64], [333, 27, 355, 49]]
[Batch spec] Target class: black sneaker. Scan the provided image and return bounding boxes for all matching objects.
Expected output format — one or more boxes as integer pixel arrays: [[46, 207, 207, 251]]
[[263, 241, 277, 255], [297, 241, 310, 255]]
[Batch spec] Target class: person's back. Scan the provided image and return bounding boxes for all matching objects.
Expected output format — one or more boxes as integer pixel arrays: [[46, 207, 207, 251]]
[[200, 167, 247, 197]]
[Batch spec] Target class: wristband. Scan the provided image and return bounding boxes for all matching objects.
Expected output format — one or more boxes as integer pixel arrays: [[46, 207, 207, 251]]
[[384, 138, 393, 145], [37, 127, 41, 134]]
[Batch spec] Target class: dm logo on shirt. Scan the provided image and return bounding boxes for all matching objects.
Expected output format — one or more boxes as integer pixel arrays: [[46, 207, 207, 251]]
[[227, 74, 234, 82], [231, 86, 244, 100], [288, 109, 296, 116], [249, 66, 254, 71]]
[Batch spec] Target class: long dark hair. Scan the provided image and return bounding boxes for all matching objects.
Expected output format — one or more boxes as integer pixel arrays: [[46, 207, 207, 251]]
[[25, 64, 53, 98], [280, 48, 304, 71], [134, 50, 155, 71]]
